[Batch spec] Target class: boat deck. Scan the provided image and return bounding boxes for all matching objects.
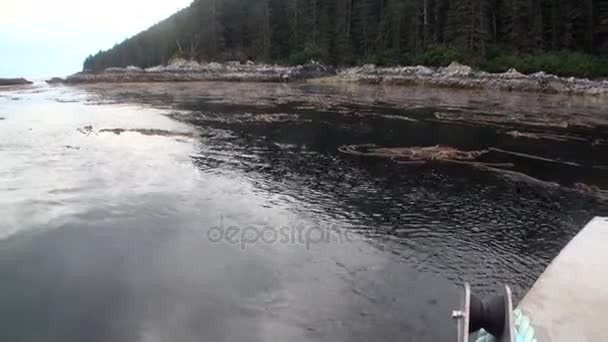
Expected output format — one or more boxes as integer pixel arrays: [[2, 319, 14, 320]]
[[518, 217, 608, 341]]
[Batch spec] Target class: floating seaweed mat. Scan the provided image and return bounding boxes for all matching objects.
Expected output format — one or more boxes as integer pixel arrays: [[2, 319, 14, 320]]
[[99, 128, 206, 138], [338, 144, 516, 167], [338, 144, 487, 161], [434, 111, 574, 129], [76, 125, 207, 139], [252, 113, 307, 123], [506, 130, 588, 143], [475, 164, 608, 200]]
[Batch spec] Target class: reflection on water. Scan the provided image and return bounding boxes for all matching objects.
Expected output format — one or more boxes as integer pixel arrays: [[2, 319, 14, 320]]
[[0, 82, 607, 342]]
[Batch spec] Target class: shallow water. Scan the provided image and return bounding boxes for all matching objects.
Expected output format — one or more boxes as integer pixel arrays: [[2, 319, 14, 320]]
[[0, 82, 607, 341]]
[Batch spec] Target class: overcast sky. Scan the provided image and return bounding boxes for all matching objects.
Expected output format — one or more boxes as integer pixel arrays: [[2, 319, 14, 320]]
[[0, 0, 192, 78]]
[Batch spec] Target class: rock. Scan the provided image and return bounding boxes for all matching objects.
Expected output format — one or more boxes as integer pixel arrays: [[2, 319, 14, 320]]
[[287, 62, 335, 80], [544, 79, 567, 94], [77, 125, 95, 135], [246, 60, 255, 65], [500, 68, 525, 78], [586, 86, 608, 96], [362, 64, 377, 73], [164, 58, 204, 72], [531, 71, 547, 79], [415, 65, 435, 76], [104, 67, 125, 73], [145, 65, 165, 73], [441, 62, 473, 77], [206, 62, 224, 72], [338, 62, 608, 96], [125, 66, 143, 72], [0, 78, 33, 86], [340, 64, 378, 77], [527, 71, 564, 92], [46, 77, 65, 84]]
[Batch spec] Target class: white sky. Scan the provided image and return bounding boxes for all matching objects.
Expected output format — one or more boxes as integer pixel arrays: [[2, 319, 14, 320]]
[[0, 0, 193, 78]]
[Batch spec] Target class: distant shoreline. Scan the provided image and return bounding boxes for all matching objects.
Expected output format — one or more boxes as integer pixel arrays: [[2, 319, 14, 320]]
[[0, 78, 33, 86], [49, 60, 335, 85], [47, 59, 608, 97]]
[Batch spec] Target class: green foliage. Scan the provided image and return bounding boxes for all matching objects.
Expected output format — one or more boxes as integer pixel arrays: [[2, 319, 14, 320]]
[[413, 46, 466, 67], [170, 50, 196, 62], [289, 45, 323, 66], [368, 49, 402, 66], [84, 0, 608, 77], [482, 52, 608, 78]]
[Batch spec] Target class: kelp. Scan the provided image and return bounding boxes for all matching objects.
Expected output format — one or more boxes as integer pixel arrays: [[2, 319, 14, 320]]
[[338, 144, 499, 165]]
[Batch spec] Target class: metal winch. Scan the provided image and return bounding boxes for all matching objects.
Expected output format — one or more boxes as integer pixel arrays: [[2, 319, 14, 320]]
[[452, 283, 515, 342]]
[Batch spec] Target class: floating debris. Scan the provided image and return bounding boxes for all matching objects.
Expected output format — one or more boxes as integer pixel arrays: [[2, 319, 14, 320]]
[[0, 117, 4, 121], [65, 145, 80, 150], [507, 131, 543, 139], [592, 139, 608, 146], [380, 114, 418, 122], [475, 165, 561, 188], [478, 165, 607, 200], [489, 147, 581, 167], [574, 182, 602, 194], [99, 128, 205, 139], [76, 125, 204, 139], [194, 112, 310, 124], [434, 111, 570, 129], [77, 125, 95, 135], [434, 111, 509, 128], [338, 144, 488, 164], [252, 113, 303, 123], [506, 130, 587, 142], [73, 81, 608, 130], [53, 98, 80, 103]]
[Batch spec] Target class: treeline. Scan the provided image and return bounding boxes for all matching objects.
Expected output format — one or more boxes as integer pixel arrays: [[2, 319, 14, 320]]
[[84, 0, 608, 77]]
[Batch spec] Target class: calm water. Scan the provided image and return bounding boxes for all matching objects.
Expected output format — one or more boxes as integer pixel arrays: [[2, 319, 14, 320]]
[[1, 82, 607, 341]]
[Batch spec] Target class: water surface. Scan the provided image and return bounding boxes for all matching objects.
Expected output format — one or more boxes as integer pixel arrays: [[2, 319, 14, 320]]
[[1, 82, 607, 341]]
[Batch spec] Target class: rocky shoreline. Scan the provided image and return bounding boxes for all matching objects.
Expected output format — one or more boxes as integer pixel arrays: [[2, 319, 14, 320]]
[[0, 78, 33, 86], [50, 59, 335, 84], [49, 59, 608, 96], [334, 62, 608, 96]]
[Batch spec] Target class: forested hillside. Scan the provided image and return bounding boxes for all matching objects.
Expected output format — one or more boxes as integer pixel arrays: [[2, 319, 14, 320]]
[[84, 0, 608, 77]]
